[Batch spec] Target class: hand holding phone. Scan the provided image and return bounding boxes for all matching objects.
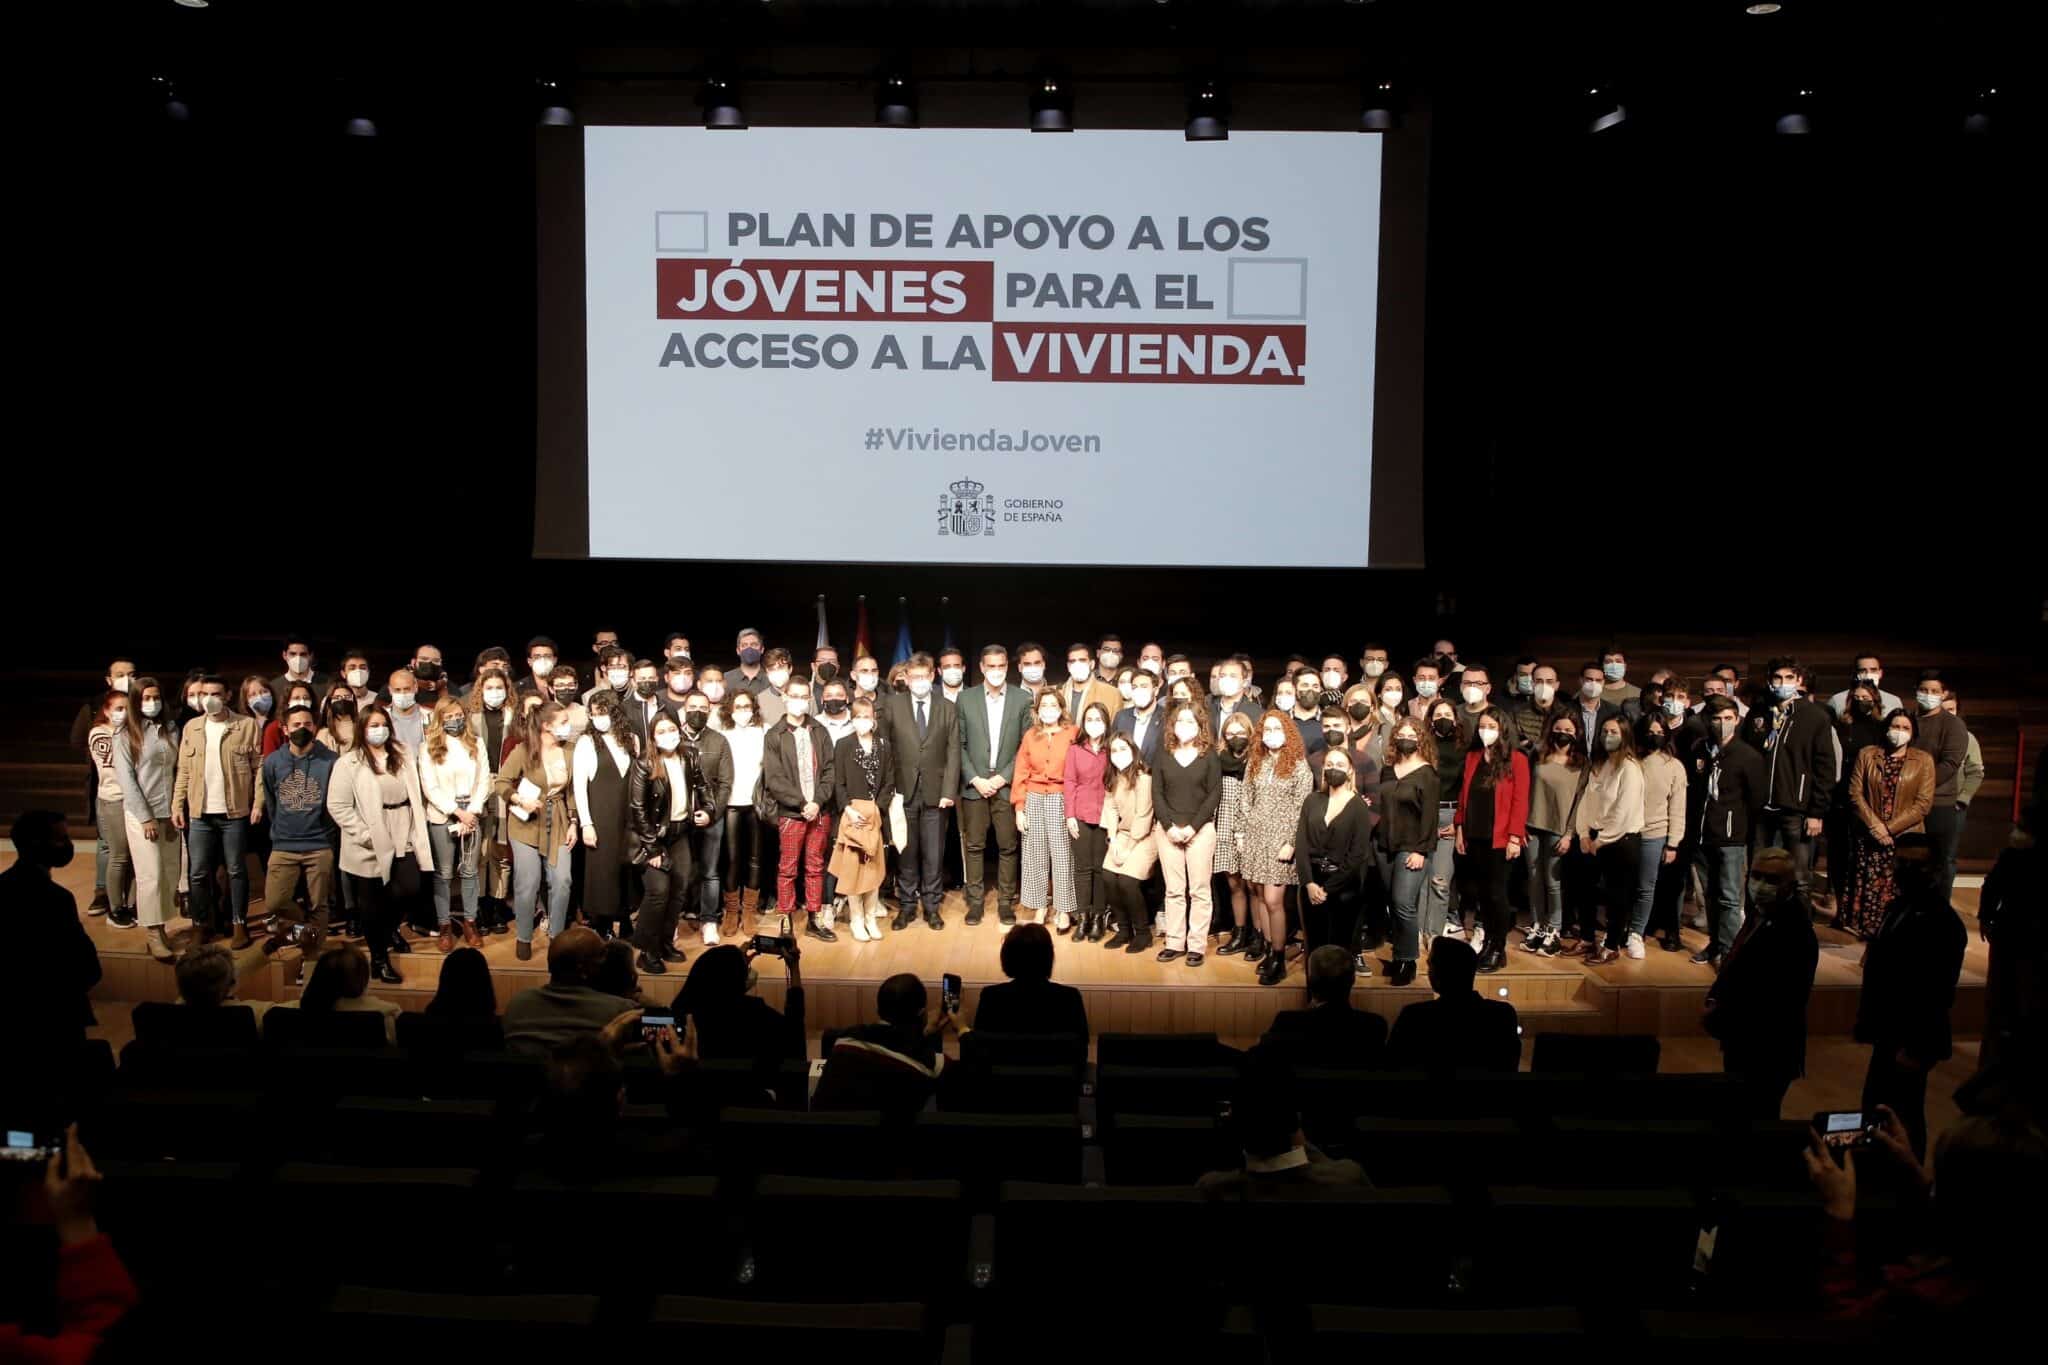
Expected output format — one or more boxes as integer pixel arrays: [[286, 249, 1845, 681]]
[[640, 1011, 675, 1046], [941, 972, 962, 1016]]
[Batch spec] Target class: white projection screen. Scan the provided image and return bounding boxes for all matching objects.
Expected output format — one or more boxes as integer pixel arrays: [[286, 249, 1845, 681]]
[[538, 123, 1428, 567]]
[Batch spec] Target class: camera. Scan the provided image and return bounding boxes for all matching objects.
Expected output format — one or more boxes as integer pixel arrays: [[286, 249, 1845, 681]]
[[752, 913, 797, 958]]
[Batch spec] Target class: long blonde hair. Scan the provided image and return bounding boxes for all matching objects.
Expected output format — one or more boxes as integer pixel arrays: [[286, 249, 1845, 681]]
[[424, 695, 480, 767]]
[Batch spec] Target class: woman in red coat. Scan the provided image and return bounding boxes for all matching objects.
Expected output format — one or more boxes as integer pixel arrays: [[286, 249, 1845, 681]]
[[1454, 706, 1530, 974]]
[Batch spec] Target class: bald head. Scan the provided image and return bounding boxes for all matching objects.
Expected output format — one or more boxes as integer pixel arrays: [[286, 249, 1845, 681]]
[[547, 926, 607, 985]]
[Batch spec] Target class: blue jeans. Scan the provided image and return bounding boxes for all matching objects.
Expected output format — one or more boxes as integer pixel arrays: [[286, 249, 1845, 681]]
[[1696, 842, 1748, 957], [1529, 831, 1566, 933], [511, 839, 574, 942], [689, 816, 725, 924], [1627, 835, 1668, 939], [1379, 845, 1426, 963], [427, 821, 478, 927], [186, 814, 249, 931], [1422, 802, 1458, 931], [1758, 809, 1815, 900]]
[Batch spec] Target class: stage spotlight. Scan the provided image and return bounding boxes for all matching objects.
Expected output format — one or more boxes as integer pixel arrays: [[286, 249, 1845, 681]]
[[537, 77, 575, 127], [1030, 74, 1073, 132], [1774, 87, 1814, 134], [1185, 79, 1229, 141], [152, 75, 190, 122], [1360, 79, 1402, 132], [1963, 87, 1998, 135], [701, 76, 746, 130], [1584, 84, 1627, 134], [876, 72, 917, 128]]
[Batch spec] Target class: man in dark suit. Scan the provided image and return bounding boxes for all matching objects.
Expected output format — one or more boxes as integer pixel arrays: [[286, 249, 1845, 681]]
[[1387, 938, 1521, 1074], [956, 644, 1031, 926], [1703, 848, 1819, 1117], [1113, 668, 1168, 766], [1571, 661, 1624, 760], [881, 653, 960, 931], [621, 658, 666, 747], [679, 691, 735, 943], [1261, 946, 1388, 1068], [1209, 656, 1261, 738]]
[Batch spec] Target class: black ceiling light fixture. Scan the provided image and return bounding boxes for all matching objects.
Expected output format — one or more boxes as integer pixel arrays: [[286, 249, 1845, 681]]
[[536, 77, 575, 127], [701, 75, 745, 130], [876, 71, 917, 128], [1029, 73, 1073, 132], [1584, 84, 1627, 134], [1185, 78, 1229, 141], [1359, 78, 1402, 132]]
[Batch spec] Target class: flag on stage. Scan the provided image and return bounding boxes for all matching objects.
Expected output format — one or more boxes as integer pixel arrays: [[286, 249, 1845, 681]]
[[893, 597, 913, 667], [815, 595, 830, 651], [853, 596, 871, 661]]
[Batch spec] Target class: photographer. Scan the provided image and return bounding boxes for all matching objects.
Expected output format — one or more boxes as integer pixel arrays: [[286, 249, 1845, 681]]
[[813, 973, 963, 1125], [678, 941, 806, 1073], [1, 1128, 139, 1362]]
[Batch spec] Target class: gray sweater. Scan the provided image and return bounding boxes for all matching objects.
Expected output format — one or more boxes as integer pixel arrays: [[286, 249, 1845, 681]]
[[503, 982, 641, 1057]]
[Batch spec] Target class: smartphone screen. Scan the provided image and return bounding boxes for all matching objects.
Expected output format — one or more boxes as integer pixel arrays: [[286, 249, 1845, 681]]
[[640, 1012, 675, 1043], [941, 972, 962, 1013], [2, 1130, 57, 1162]]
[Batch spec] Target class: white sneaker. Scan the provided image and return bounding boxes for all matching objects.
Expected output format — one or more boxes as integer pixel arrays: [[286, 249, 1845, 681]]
[[865, 909, 881, 938], [848, 910, 870, 943], [1470, 927, 1486, 955], [1625, 932, 1646, 960], [701, 921, 721, 947], [1441, 923, 1466, 940]]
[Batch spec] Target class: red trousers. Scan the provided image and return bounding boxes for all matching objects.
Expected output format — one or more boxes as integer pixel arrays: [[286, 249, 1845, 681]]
[[776, 813, 831, 914]]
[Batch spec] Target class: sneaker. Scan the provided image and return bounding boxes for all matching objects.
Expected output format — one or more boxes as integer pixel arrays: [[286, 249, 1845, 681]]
[[1440, 923, 1466, 941], [1624, 932, 1646, 960], [1536, 934, 1564, 958], [1519, 929, 1549, 954], [1470, 926, 1486, 955], [1689, 946, 1718, 966], [87, 891, 110, 917], [701, 921, 721, 947]]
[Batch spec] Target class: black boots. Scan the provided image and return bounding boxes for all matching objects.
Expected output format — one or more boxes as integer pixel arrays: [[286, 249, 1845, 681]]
[[1218, 922, 1250, 956], [1389, 959, 1418, 987]]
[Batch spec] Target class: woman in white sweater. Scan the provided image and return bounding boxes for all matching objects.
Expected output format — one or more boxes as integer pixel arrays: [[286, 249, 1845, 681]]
[[1577, 715, 1645, 963], [1629, 712, 1688, 956], [418, 697, 492, 951], [327, 704, 436, 984], [717, 690, 768, 918]]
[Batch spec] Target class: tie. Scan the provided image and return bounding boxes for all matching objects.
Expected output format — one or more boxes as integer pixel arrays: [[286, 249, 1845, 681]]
[[916, 698, 928, 739]]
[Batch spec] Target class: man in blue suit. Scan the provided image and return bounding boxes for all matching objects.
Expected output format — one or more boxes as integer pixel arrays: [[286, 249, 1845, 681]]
[[957, 643, 1032, 926], [1113, 668, 1168, 766]]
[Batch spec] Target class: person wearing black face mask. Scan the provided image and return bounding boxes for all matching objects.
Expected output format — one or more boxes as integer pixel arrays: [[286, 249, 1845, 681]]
[[261, 704, 340, 978], [1297, 751, 1373, 969], [2, 810, 101, 1122], [677, 694, 734, 943], [1214, 712, 1255, 956]]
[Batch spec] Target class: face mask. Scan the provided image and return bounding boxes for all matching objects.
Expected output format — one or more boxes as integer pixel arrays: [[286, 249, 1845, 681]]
[[606, 668, 629, 689], [107, 709, 129, 728], [1067, 661, 1092, 682], [201, 695, 224, 716], [1515, 675, 1534, 695], [142, 699, 162, 718], [1140, 660, 1163, 676], [1603, 662, 1626, 682], [739, 646, 763, 666], [1219, 676, 1243, 697], [1084, 719, 1106, 739], [1552, 731, 1576, 748], [1857, 671, 1880, 684], [1117, 682, 1134, 702], [702, 683, 726, 702], [591, 714, 613, 733], [678, 711, 705, 734], [1321, 670, 1344, 691], [908, 678, 933, 699], [1224, 734, 1251, 754], [1131, 689, 1155, 709], [1602, 734, 1622, 752], [1770, 682, 1799, 701], [1663, 698, 1686, 717], [1887, 728, 1912, 749], [1415, 679, 1440, 699], [941, 667, 964, 687], [1322, 729, 1346, 747], [855, 672, 879, 691], [1364, 660, 1387, 678], [1462, 685, 1486, 706], [1326, 767, 1350, 789], [1916, 691, 1942, 711], [1477, 726, 1500, 747], [1382, 689, 1404, 709], [731, 709, 753, 725], [1173, 721, 1199, 743], [389, 692, 414, 712], [1642, 731, 1665, 751], [1580, 679, 1604, 700], [286, 655, 310, 675], [1533, 682, 1557, 703], [1262, 729, 1286, 750], [669, 673, 694, 693], [185, 693, 200, 711], [1432, 718, 1458, 739], [250, 693, 274, 714], [1394, 736, 1419, 755], [483, 687, 506, 707], [290, 726, 314, 747], [550, 724, 573, 742], [1020, 665, 1045, 685], [346, 668, 369, 689], [786, 697, 809, 717], [1344, 701, 1371, 722], [1295, 689, 1320, 710], [1035, 708, 1061, 728], [1111, 750, 1134, 771], [441, 716, 466, 736], [365, 725, 391, 745], [1274, 694, 1296, 713], [618, 679, 651, 699], [1098, 652, 1121, 671], [824, 699, 850, 717], [984, 669, 1007, 688], [656, 731, 681, 753], [553, 686, 577, 702], [766, 669, 791, 690], [1713, 720, 1739, 741]]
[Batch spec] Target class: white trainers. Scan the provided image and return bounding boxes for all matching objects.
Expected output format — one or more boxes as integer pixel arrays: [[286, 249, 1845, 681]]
[[1625, 932, 1646, 960], [1441, 923, 1466, 940], [701, 921, 721, 947], [1470, 926, 1486, 955], [848, 910, 871, 943]]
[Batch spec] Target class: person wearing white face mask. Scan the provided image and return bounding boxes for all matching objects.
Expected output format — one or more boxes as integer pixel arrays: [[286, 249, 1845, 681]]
[[1014, 688, 1079, 930], [1453, 708, 1530, 974], [490, 700, 581, 961], [1114, 668, 1168, 767], [1406, 658, 1444, 723], [878, 654, 959, 932], [573, 690, 642, 945], [1598, 648, 1640, 709], [1738, 656, 1837, 911], [1358, 644, 1391, 685], [463, 666, 518, 930], [340, 650, 377, 711], [828, 696, 897, 942], [1826, 653, 1903, 720], [1841, 708, 1936, 940], [850, 654, 884, 708], [71, 657, 140, 918], [1152, 704, 1223, 966], [1062, 702, 1115, 941], [1240, 711, 1314, 986], [1908, 670, 1971, 907], [627, 710, 700, 974], [1209, 657, 1261, 739], [762, 679, 839, 941], [936, 648, 969, 704], [1062, 642, 1122, 725], [1691, 695, 1768, 968], [172, 676, 265, 948], [582, 646, 634, 710], [327, 703, 435, 984], [383, 668, 426, 752], [417, 696, 491, 953], [117, 678, 183, 959], [1318, 656, 1350, 698], [86, 689, 138, 930], [958, 644, 1031, 927]]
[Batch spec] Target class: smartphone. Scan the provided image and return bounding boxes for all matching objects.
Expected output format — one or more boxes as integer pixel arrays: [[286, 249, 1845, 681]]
[[1814, 1110, 1878, 1164], [2, 1129, 60, 1163], [640, 1011, 675, 1045], [941, 972, 962, 1015]]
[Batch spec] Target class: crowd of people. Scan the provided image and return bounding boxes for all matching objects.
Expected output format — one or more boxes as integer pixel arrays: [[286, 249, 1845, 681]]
[[64, 633, 1994, 991]]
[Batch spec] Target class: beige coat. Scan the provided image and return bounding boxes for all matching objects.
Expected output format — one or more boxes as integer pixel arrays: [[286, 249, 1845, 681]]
[[327, 747, 436, 881], [172, 713, 263, 820], [1101, 772, 1158, 879]]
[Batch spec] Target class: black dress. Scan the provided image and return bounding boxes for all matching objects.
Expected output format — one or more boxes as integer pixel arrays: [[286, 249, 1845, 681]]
[[585, 737, 636, 925]]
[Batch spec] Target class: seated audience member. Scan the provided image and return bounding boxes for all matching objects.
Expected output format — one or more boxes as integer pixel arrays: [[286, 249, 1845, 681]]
[[0, 1128, 139, 1362], [679, 943, 808, 1070], [1386, 938, 1521, 1074], [1197, 1044, 1366, 1193], [593, 937, 648, 1004], [1702, 847, 1820, 1117], [1855, 836, 1969, 1160], [503, 926, 642, 1058], [969, 922, 1090, 1049], [1806, 1106, 2047, 1332], [418, 946, 502, 1050], [1259, 944, 1388, 1067], [527, 1033, 688, 1178], [813, 972, 961, 1124], [280, 942, 402, 1044], [173, 943, 270, 1021]]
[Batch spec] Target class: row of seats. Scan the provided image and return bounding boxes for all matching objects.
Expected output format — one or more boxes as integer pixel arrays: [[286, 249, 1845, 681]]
[[93, 1160, 1884, 1314]]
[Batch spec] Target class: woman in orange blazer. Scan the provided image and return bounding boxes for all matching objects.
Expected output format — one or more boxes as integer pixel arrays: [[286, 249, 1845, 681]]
[[1015, 687, 1080, 929]]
